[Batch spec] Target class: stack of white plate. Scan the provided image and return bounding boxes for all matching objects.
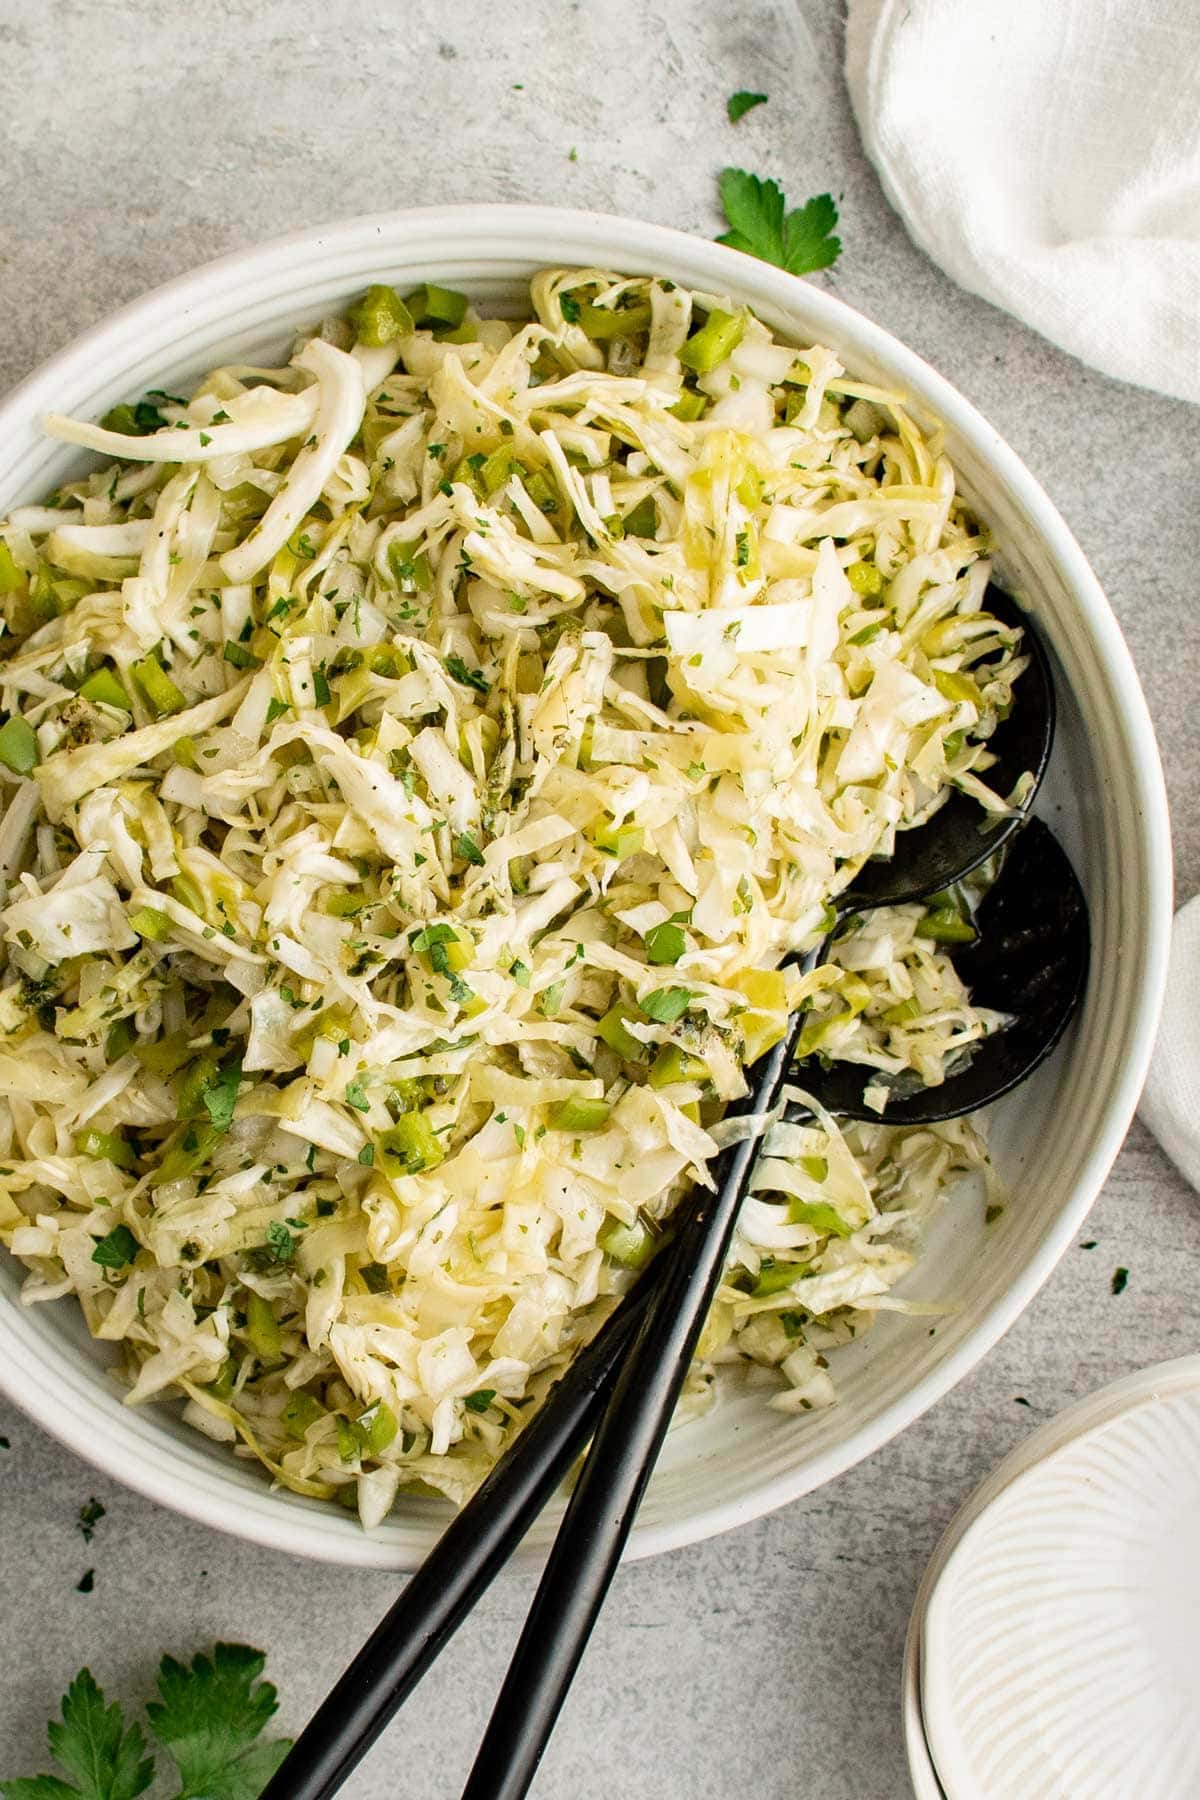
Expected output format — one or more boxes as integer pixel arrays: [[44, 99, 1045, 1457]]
[[903, 1356, 1200, 1798]]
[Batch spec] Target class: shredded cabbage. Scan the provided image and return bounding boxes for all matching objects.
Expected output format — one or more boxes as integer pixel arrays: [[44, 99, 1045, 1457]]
[[0, 271, 1023, 1522]]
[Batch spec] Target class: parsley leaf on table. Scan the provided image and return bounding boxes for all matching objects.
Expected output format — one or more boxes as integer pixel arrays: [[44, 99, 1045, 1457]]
[[727, 90, 767, 122], [716, 168, 841, 274], [0, 1669, 153, 1800], [146, 1644, 290, 1800]]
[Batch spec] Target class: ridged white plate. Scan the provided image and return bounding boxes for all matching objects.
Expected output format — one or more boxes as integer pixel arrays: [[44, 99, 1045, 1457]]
[[920, 1358, 1200, 1799]]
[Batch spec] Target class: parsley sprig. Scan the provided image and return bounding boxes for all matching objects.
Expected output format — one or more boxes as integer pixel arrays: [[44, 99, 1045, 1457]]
[[716, 168, 841, 274], [0, 1644, 289, 1800]]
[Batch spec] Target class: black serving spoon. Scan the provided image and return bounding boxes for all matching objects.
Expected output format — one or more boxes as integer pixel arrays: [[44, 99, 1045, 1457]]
[[263, 593, 1079, 1800], [798, 816, 1089, 1125]]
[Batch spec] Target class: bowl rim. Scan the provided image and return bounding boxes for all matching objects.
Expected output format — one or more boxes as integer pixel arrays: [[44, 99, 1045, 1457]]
[[0, 202, 1173, 1568]]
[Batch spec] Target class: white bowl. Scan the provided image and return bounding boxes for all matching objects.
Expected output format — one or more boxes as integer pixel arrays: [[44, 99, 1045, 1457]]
[[904, 1357, 1200, 1799], [0, 205, 1172, 1569]]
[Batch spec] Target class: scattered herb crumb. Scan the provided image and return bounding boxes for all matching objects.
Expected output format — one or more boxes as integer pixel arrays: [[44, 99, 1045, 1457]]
[[727, 90, 768, 123], [0, 1435, 8, 1449], [76, 1568, 95, 1593], [1111, 1266, 1129, 1295], [78, 1497, 106, 1543], [1014, 1396, 1031, 1408], [985, 1203, 1004, 1225], [1080, 1239, 1097, 1250]]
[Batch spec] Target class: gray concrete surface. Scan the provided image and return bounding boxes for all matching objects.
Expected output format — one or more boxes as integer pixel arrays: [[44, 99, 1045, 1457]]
[[0, 2, 1196, 1794]]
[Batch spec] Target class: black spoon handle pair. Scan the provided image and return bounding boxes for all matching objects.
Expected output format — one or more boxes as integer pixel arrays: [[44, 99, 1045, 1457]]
[[260, 1267, 657, 1798], [262, 1030, 798, 1800]]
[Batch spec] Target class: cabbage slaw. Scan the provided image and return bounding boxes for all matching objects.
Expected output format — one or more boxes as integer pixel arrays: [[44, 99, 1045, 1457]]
[[0, 270, 1023, 1524]]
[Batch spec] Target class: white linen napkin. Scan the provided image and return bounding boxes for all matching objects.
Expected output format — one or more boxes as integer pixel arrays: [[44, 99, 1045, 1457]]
[[1139, 897, 1200, 1192], [844, 0, 1200, 405]]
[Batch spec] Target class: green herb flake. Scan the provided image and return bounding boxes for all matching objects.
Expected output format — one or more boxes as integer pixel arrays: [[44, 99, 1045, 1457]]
[[644, 921, 687, 966], [639, 986, 693, 1024], [265, 1221, 296, 1264], [727, 90, 768, 123], [463, 1388, 497, 1413], [1111, 1266, 1129, 1295], [77, 1498, 106, 1544], [445, 654, 490, 695], [344, 1079, 371, 1112], [91, 1223, 139, 1270]]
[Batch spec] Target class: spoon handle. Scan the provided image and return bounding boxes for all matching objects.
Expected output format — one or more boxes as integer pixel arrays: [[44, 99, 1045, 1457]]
[[457, 1026, 798, 1800], [260, 1268, 658, 1800]]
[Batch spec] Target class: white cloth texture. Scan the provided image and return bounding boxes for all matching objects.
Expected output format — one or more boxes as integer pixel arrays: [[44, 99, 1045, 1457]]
[[1139, 895, 1200, 1193], [844, 0, 1200, 406]]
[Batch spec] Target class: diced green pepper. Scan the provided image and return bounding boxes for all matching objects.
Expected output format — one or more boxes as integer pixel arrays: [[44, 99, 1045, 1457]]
[[622, 495, 658, 538], [591, 819, 644, 859], [846, 561, 883, 597], [649, 1045, 708, 1089], [283, 1391, 325, 1441], [915, 908, 977, 944], [597, 1005, 643, 1060], [0, 541, 25, 595], [547, 1096, 612, 1132], [243, 1291, 283, 1364], [481, 447, 519, 495], [577, 302, 652, 340], [132, 653, 186, 717], [669, 390, 708, 422], [79, 668, 130, 710], [177, 1053, 219, 1120], [795, 1006, 846, 1058], [598, 1214, 654, 1268], [524, 469, 559, 514], [105, 1017, 135, 1062], [349, 284, 414, 346], [171, 872, 206, 917], [324, 887, 367, 917], [76, 1127, 137, 1170], [405, 284, 469, 329], [0, 716, 37, 775], [355, 1400, 399, 1455], [378, 1111, 444, 1174], [882, 996, 922, 1025], [752, 1257, 811, 1298], [786, 1200, 853, 1239], [151, 1118, 220, 1186], [679, 308, 745, 373], [208, 1358, 236, 1402], [129, 906, 172, 942], [933, 668, 983, 708], [386, 538, 432, 592], [134, 1030, 193, 1077]]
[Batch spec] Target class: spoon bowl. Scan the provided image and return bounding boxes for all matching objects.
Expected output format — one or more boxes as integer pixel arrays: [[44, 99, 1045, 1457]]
[[795, 817, 1090, 1124]]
